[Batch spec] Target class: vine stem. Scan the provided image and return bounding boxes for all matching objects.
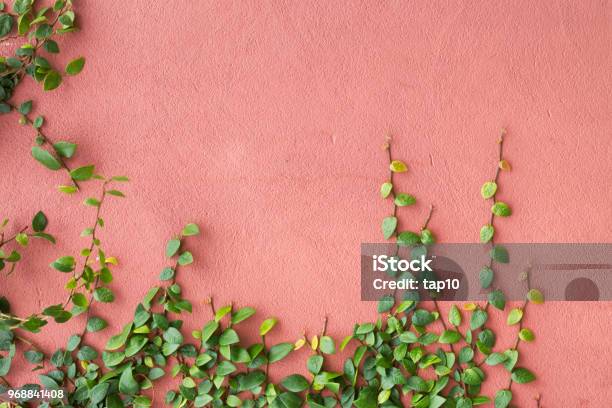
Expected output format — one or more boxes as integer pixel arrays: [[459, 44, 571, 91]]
[[507, 268, 532, 390], [482, 129, 506, 313]]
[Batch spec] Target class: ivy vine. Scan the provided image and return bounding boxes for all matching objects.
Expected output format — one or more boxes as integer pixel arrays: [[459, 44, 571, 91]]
[[1, 1, 544, 407]]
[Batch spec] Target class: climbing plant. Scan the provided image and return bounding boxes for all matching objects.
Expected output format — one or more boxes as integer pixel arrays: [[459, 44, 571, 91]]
[[1, 1, 543, 407]]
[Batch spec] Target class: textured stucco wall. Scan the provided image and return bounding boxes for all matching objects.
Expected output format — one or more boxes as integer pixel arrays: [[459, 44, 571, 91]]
[[2, 0, 611, 405]]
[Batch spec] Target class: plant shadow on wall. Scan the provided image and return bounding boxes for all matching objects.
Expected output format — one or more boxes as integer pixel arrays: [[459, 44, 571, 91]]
[[0, 1, 544, 407]]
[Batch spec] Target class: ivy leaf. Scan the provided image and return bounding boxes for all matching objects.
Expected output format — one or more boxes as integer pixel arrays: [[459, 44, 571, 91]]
[[178, 251, 193, 266], [43, 70, 62, 91], [380, 182, 392, 198], [479, 266, 494, 289], [381, 216, 397, 240], [394, 193, 416, 207], [86, 317, 108, 332], [259, 318, 277, 336], [319, 336, 335, 354], [0, 14, 13, 37], [494, 390, 512, 408], [507, 308, 523, 325], [70, 165, 95, 181], [231, 307, 256, 325], [527, 288, 544, 304], [268, 343, 293, 363], [307, 355, 324, 374], [281, 374, 309, 392], [439, 330, 461, 344], [480, 224, 494, 243], [389, 160, 407, 173], [470, 309, 488, 330], [94, 287, 115, 303], [32, 211, 48, 232], [377, 295, 394, 313], [50, 256, 75, 272], [449, 305, 461, 326], [489, 245, 509, 263], [519, 328, 535, 342], [32, 147, 61, 170], [481, 181, 497, 199], [181, 223, 200, 236], [488, 290, 506, 310], [491, 202, 512, 217], [397, 231, 421, 246], [511, 367, 535, 384], [119, 365, 140, 395], [66, 57, 85, 75], [166, 239, 180, 258], [53, 141, 76, 158]]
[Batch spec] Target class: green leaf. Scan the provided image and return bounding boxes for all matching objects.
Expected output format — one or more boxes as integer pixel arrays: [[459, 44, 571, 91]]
[[491, 202, 511, 217], [15, 233, 28, 246], [519, 328, 535, 342], [119, 365, 140, 395], [380, 182, 392, 198], [50, 256, 75, 272], [479, 266, 494, 289], [90, 382, 110, 404], [319, 336, 335, 354], [449, 305, 461, 326], [458, 347, 474, 364], [420, 229, 435, 245], [219, 329, 240, 346], [412, 309, 434, 326], [527, 288, 544, 304], [397, 231, 421, 246], [65, 57, 85, 75], [163, 327, 184, 344], [44, 39, 60, 53], [511, 367, 535, 384], [470, 309, 488, 330], [43, 70, 62, 91], [484, 352, 507, 366], [271, 392, 302, 408], [439, 330, 461, 344], [19, 100, 32, 115], [94, 287, 115, 303], [201, 320, 219, 342], [181, 223, 200, 236], [259, 318, 277, 336], [480, 224, 494, 243], [166, 239, 180, 258], [503, 349, 519, 371], [268, 342, 293, 363], [307, 355, 324, 374], [507, 308, 523, 326], [481, 181, 497, 199], [0, 14, 13, 37], [32, 211, 48, 232], [86, 316, 108, 332], [53, 141, 76, 158], [32, 147, 61, 170], [488, 290, 506, 310], [281, 374, 310, 392], [494, 390, 512, 408], [67, 334, 82, 352], [107, 189, 125, 197], [381, 216, 397, 239], [24, 350, 44, 364], [178, 251, 193, 266], [70, 165, 95, 181], [159, 267, 174, 281], [489, 245, 509, 263], [105, 323, 133, 350], [377, 295, 394, 313], [394, 193, 416, 207], [462, 367, 485, 386], [231, 307, 256, 325]]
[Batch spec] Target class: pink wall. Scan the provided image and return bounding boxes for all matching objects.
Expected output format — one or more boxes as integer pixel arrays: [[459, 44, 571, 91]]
[[2, 0, 611, 405]]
